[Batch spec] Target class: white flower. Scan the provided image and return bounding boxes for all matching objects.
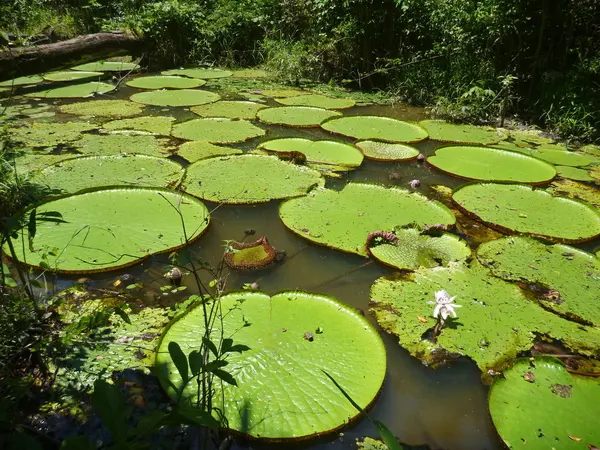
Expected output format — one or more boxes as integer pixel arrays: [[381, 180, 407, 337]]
[[428, 290, 461, 320]]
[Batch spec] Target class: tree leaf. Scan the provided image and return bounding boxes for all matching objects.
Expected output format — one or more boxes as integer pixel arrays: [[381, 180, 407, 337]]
[[212, 369, 237, 386], [168, 341, 189, 383]]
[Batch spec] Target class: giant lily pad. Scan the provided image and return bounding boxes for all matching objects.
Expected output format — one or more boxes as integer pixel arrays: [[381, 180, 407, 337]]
[[74, 134, 171, 157], [176, 141, 242, 163], [172, 118, 265, 144], [489, 357, 600, 449], [258, 138, 363, 171], [555, 165, 594, 182], [27, 82, 114, 98], [419, 120, 504, 145], [155, 291, 386, 439], [530, 148, 597, 167], [10, 122, 96, 147], [72, 61, 139, 72], [257, 106, 341, 127], [279, 183, 455, 256], [183, 154, 323, 204], [126, 75, 205, 90], [190, 101, 265, 119], [275, 94, 355, 110], [477, 236, 600, 326], [369, 262, 600, 372], [0, 75, 43, 86], [548, 179, 600, 208], [452, 183, 600, 243], [42, 71, 103, 82], [355, 141, 419, 161], [130, 89, 220, 107], [13, 153, 74, 174], [368, 228, 471, 270], [103, 116, 175, 135], [161, 68, 232, 79], [224, 236, 276, 270], [6, 188, 209, 273], [258, 88, 307, 98], [34, 155, 184, 194], [427, 146, 556, 184], [321, 116, 428, 143], [580, 144, 600, 156], [59, 100, 144, 118]]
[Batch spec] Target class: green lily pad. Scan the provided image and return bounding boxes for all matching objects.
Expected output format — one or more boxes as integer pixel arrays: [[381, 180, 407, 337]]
[[452, 183, 600, 243], [580, 144, 600, 156], [548, 179, 600, 208], [74, 134, 171, 157], [530, 149, 597, 167], [103, 116, 175, 135], [427, 146, 556, 184], [279, 183, 455, 256], [190, 101, 265, 119], [231, 68, 268, 78], [176, 141, 242, 163], [357, 437, 388, 450], [591, 165, 600, 183], [59, 99, 144, 118], [504, 129, 554, 146], [356, 141, 420, 161], [0, 75, 43, 86], [27, 82, 114, 98], [126, 75, 206, 90], [34, 155, 184, 194], [155, 290, 386, 439], [130, 89, 220, 107], [489, 357, 600, 449], [258, 138, 363, 170], [419, 120, 504, 145], [224, 236, 276, 270], [183, 154, 323, 204], [369, 228, 471, 270], [257, 106, 341, 127], [491, 141, 534, 155], [161, 68, 233, 79], [6, 187, 209, 273], [10, 122, 96, 147], [72, 61, 139, 72], [369, 262, 600, 372], [172, 118, 265, 144], [275, 94, 355, 110], [477, 236, 600, 326], [322, 116, 428, 143], [42, 71, 103, 82], [555, 165, 594, 181], [13, 153, 74, 174], [258, 88, 308, 98]]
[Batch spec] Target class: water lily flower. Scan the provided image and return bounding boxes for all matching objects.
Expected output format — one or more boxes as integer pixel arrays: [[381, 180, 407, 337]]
[[429, 290, 461, 320]]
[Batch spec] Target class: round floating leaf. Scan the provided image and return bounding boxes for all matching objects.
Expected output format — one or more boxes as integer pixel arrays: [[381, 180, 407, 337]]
[[279, 183, 455, 256], [258, 138, 363, 170], [427, 146, 556, 184], [257, 106, 341, 127], [103, 116, 175, 135], [10, 122, 96, 147], [369, 262, 600, 372], [72, 61, 139, 72], [183, 154, 323, 204], [275, 94, 355, 110], [452, 183, 600, 243], [555, 165, 594, 181], [548, 180, 600, 208], [530, 148, 597, 167], [356, 140, 419, 161], [161, 68, 232, 79], [27, 82, 114, 98], [172, 118, 265, 144], [478, 236, 600, 326], [489, 357, 600, 449], [156, 290, 386, 439], [176, 141, 241, 163], [34, 155, 183, 194], [190, 101, 265, 119], [231, 68, 268, 78], [504, 129, 554, 145], [258, 88, 308, 98], [74, 134, 171, 157], [224, 236, 276, 270], [13, 153, 74, 174], [130, 89, 220, 107], [126, 75, 205, 90], [59, 99, 144, 118], [6, 188, 209, 273], [580, 144, 600, 156], [42, 71, 103, 82], [322, 116, 428, 143], [0, 75, 43, 86], [369, 228, 470, 270], [419, 120, 504, 145]]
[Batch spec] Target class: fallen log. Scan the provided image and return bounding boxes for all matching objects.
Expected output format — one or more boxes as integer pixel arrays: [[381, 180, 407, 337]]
[[0, 31, 146, 82]]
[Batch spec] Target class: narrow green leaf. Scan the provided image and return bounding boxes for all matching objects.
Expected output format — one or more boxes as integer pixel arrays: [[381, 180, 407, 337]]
[[204, 360, 228, 372], [375, 420, 405, 450], [227, 344, 251, 353], [212, 368, 237, 386], [134, 410, 166, 437], [168, 341, 189, 383], [171, 406, 220, 429], [221, 338, 233, 353], [202, 336, 219, 358], [113, 307, 131, 324], [188, 350, 202, 376]]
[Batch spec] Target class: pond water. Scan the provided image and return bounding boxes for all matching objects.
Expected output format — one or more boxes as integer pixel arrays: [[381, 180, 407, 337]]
[[5, 75, 599, 450]]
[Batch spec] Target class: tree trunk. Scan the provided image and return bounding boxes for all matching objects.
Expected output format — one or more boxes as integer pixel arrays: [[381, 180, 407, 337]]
[[0, 31, 146, 82]]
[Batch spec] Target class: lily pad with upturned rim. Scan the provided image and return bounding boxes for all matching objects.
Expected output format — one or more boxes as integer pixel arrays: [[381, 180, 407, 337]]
[[74, 134, 171, 157], [72, 61, 139, 72], [231, 68, 268, 78], [190, 101, 265, 119], [279, 183, 456, 256], [355, 141, 420, 161], [126, 75, 206, 90], [59, 100, 144, 118], [161, 68, 233, 79], [42, 71, 103, 82], [155, 290, 386, 440], [275, 94, 355, 110], [0, 75, 43, 86], [130, 89, 220, 107], [258, 88, 308, 98], [176, 141, 242, 163], [419, 120, 504, 145], [529, 148, 597, 167], [548, 179, 600, 208], [489, 357, 600, 449], [183, 154, 323, 204], [224, 236, 277, 270], [452, 183, 600, 243], [27, 82, 114, 98], [5, 187, 209, 273], [10, 122, 97, 147], [322, 116, 428, 143], [103, 116, 175, 136], [172, 118, 265, 144], [555, 165, 594, 182], [427, 146, 556, 184], [257, 106, 341, 127]]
